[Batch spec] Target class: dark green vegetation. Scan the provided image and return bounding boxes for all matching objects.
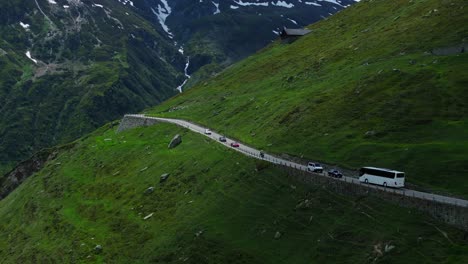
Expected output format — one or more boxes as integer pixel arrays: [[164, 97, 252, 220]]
[[149, 0, 468, 197], [0, 0, 185, 174], [0, 123, 466, 263]]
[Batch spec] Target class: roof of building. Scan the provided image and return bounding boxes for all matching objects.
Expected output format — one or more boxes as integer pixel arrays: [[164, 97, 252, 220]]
[[281, 27, 312, 36]]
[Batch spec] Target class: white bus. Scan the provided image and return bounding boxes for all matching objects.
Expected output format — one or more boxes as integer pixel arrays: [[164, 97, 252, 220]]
[[359, 167, 405, 188]]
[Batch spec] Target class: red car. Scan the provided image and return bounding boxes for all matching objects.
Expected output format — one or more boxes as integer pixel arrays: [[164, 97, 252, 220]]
[[230, 142, 240, 147]]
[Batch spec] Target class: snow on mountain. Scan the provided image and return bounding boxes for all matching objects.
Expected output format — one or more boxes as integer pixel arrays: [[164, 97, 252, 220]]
[[25, 51, 38, 64], [117, 0, 134, 6], [233, 1, 269, 7], [212, 1, 221, 14], [19, 22, 30, 30], [112, 0, 360, 90], [135, 0, 359, 41], [151, 0, 174, 38], [272, 1, 295, 8]]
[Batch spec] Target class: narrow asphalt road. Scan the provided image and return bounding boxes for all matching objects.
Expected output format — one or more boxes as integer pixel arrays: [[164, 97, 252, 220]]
[[126, 114, 468, 208]]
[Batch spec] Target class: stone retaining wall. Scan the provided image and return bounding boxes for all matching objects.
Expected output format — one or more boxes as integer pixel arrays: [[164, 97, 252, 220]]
[[117, 115, 159, 132], [278, 165, 468, 231]]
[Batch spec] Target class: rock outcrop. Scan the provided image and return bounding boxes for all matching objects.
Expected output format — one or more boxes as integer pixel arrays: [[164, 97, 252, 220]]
[[160, 173, 170, 183], [168, 134, 182, 149], [0, 149, 58, 199], [431, 43, 467, 56]]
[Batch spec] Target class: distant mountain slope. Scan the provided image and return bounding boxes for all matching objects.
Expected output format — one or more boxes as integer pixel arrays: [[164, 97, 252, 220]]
[[131, 0, 359, 85], [0, 122, 466, 262], [0, 0, 185, 174], [148, 0, 468, 196]]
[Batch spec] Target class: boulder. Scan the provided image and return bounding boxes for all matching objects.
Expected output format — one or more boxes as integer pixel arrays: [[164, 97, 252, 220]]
[[168, 134, 182, 149], [143, 213, 154, 220], [160, 173, 170, 183], [94, 245, 103, 254], [384, 244, 395, 253], [274, 231, 282, 239], [195, 230, 204, 237], [431, 45, 464, 56], [144, 187, 155, 194]]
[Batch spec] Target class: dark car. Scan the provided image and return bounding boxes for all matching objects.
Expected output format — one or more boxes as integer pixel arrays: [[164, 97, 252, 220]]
[[230, 142, 240, 147], [219, 136, 227, 142], [328, 169, 343, 178]]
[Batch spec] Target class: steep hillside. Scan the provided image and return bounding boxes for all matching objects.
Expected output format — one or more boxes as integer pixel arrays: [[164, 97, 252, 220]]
[[0, 122, 466, 263], [148, 0, 468, 196], [0, 0, 185, 174]]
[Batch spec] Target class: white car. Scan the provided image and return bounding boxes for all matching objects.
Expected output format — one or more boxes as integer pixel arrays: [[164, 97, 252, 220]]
[[307, 162, 323, 173], [204, 129, 212, 135]]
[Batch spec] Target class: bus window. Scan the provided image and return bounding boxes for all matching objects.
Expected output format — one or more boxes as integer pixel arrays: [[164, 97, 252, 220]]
[[359, 168, 365, 176], [396, 173, 405, 178]]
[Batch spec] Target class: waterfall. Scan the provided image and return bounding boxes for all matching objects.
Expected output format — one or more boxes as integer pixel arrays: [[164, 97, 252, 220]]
[[176, 56, 191, 93]]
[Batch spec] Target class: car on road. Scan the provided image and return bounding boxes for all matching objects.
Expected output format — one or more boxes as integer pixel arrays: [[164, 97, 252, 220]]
[[327, 169, 343, 178], [307, 162, 323, 173], [230, 142, 240, 148], [204, 129, 212, 135], [219, 136, 227, 142]]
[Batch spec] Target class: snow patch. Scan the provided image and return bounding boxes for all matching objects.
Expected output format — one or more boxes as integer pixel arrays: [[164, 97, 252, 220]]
[[233, 1, 268, 7], [47, 0, 57, 4], [272, 1, 294, 8], [287, 18, 298, 25], [212, 1, 220, 15], [26, 51, 38, 64], [117, 0, 134, 7], [19, 22, 30, 29], [151, 0, 174, 38], [92, 4, 104, 8], [318, 0, 344, 7], [304, 1, 321, 6]]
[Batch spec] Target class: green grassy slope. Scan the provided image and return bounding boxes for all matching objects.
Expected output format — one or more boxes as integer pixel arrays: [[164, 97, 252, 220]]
[[147, 0, 468, 197], [0, 123, 467, 263]]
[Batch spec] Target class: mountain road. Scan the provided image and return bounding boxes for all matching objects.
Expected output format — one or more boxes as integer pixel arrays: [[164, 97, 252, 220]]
[[125, 114, 468, 208]]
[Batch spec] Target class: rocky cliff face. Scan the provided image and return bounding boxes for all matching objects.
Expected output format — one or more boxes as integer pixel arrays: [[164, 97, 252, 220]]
[[0, 149, 56, 199]]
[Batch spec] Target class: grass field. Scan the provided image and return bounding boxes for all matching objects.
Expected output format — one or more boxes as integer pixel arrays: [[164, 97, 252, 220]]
[[147, 0, 468, 197], [0, 123, 467, 263]]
